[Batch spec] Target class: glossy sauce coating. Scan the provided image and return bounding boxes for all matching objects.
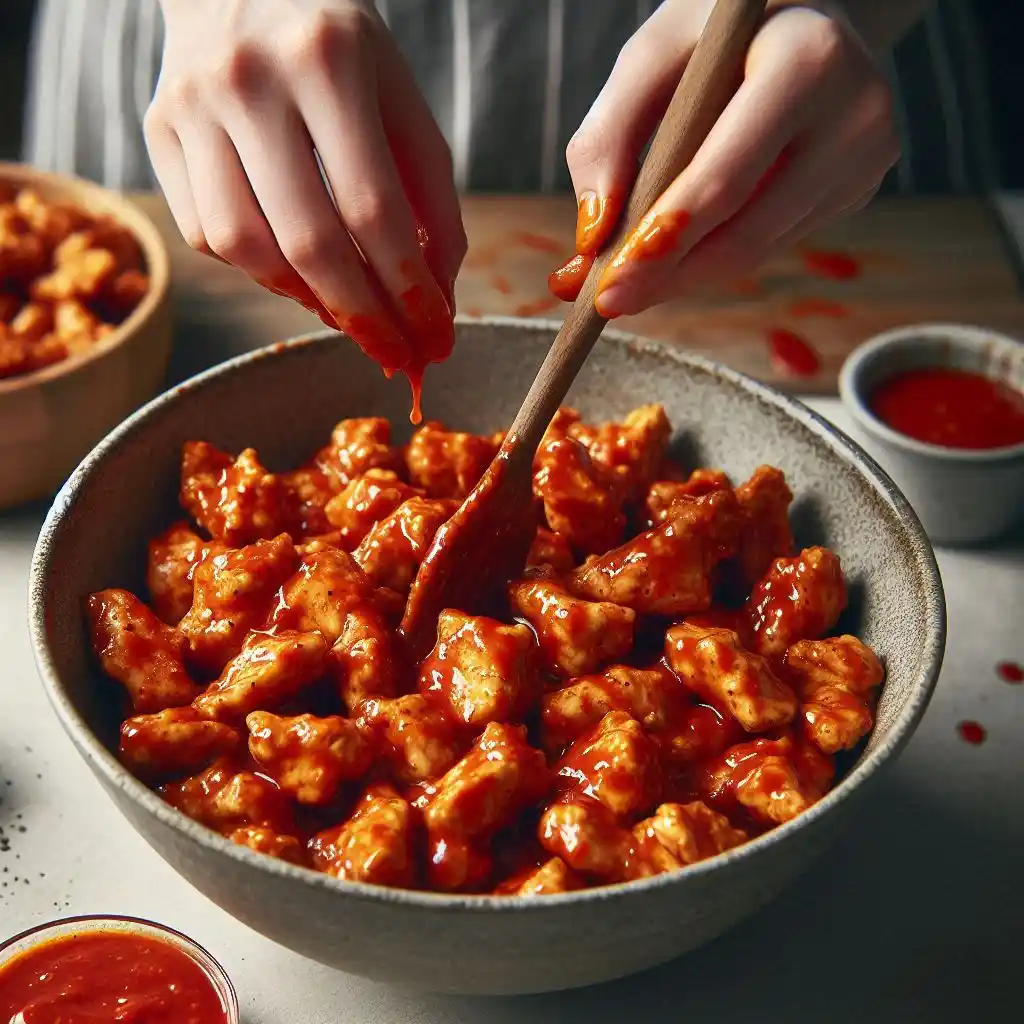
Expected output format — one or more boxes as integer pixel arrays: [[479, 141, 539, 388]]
[[869, 367, 1024, 450], [0, 930, 229, 1023], [86, 407, 882, 896]]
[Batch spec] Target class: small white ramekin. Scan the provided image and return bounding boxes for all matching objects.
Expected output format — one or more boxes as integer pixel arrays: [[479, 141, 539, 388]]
[[839, 322, 1024, 546], [0, 915, 239, 1021]]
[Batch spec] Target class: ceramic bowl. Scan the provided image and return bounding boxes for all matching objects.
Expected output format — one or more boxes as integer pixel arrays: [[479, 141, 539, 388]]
[[0, 162, 172, 509], [29, 322, 945, 996], [838, 323, 1024, 546], [0, 914, 238, 1021]]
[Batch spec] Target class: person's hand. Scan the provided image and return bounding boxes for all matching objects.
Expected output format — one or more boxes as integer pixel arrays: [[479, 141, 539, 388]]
[[145, 0, 465, 375], [561, 1, 899, 317]]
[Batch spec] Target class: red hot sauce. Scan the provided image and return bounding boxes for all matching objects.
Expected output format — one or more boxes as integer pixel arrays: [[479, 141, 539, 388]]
[[869, 368, 1024, 450], [0, 930, 231, 1024]]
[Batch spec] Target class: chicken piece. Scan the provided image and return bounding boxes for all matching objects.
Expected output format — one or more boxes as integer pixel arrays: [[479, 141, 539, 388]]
[[278, 464, 338, 538], [103, 268, 149, 321], [313, 416, 403, 486], [179, 442, 290, 545], [355, 694, 463, 784], [146, 521, 224, 624], [8, 301, 52, 342], [644, 469, 733, 526], [76, 214, 145, 271], [193, 630, 328, 722], [733, 466, 795, 587], [784, 635, 884, 753], [53, 298, 103, 339], [323, 469, 423, 549], [178, 534, 297, 674], [331, 605, 400, 712], [569, 404, 671, 502], [295, 532, 343, 556], [419, 610, 539, 728], [665, 622, 798, 732], [353, 496, 458, 592], [557, 711, 662, 819], [246, 711, 372, 805], [308, 783, 418, 887], [508, 568, 634, 678], [629, 801, 747, 877], [538, 800, 631, 881], [228, 825, 306, 865], [269, 546, 378, 642], [746, 547, 847, 657], [0, 333, 31, 378], [533, 435, 625, 555], [659, 702, 744, 768], [32, 247, 117, 303], [496, 857, 583, 896], [86, 589, 198, 713], [526, 527, 575, 573], [569, 490, 741, 616], [541, 662, 691, 754], [425, 832, 493, 892], [424, 723, 550, 839], [697, 734, 834, 827], [15, 191, 90, 250], [161, 760, 292, 835], [405, 420, 500, 498], [119, 707, 240, 778]]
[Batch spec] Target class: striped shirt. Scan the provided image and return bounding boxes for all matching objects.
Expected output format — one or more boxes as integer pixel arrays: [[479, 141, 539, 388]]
[[23, 0, 1005, 196]]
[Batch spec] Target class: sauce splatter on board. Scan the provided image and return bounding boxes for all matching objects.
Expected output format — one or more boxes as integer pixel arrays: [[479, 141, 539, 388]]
[[512, 232, 565, 254], [996, 661, 1023, 684], [803, 249, 861, 280], [767, 327, 821, 377]]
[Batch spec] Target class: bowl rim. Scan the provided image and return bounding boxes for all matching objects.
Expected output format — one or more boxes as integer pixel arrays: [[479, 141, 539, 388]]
[[0, 161, 170, 396], [0, 913, 239, 1021], [838, 321, 1024, 462], [28, 321, 946, 912]]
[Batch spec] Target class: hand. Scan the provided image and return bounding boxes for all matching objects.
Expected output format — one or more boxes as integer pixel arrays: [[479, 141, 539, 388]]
[[561, 1, 899, 317], [145, 0, 466, 375]]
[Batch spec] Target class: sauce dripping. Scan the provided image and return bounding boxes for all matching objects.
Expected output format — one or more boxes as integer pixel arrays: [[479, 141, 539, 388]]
[[767, 327, 821, 377], [870, 368, 1024, 450]]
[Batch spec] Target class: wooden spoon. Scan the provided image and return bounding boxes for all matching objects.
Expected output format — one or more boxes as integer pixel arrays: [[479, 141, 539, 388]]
[[401, 0, 768, 656]]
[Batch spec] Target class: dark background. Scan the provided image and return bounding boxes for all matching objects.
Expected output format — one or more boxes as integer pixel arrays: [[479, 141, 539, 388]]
[[1, 1, 1022, 188]]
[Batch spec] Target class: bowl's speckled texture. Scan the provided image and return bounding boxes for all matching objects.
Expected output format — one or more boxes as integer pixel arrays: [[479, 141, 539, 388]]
[[29, 321, 945, 996]]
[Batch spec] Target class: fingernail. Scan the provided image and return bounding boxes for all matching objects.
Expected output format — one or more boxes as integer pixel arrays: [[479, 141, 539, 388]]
[[575, 191, 607, 254], [594, 285, 623, 320]]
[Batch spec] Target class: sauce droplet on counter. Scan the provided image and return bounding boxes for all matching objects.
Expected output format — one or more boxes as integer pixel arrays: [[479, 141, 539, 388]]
[[514, 296, 561, 317], [0, 930, 231, 1023], [490, 274, 513, 295], [956, 720, 987, 745], [870, 368, 1024, 450], [996, 661, 1023, 684], [512, 231, 565, 254], [803, 249, 861, 280], [767, 328, 821, 377]]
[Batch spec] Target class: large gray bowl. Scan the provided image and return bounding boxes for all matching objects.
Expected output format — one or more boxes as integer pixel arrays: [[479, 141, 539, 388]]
[[29, 321, 945, 996]]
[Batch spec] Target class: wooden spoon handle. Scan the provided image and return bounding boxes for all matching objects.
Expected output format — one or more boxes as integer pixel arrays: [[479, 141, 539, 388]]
[[506, 0, 768, 456]]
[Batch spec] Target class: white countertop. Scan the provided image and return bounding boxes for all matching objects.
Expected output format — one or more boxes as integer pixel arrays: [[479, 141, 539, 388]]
[[4, 208, 1024, 1019]]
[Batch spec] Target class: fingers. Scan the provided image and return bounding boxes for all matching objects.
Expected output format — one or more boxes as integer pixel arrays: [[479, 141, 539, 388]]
[[565, 2, 706, 254], [376, 28, 467, 310], [143, 110, 209, 256], [596, 9, 885, 318], [207, 49, 411, 373], [290, 11, 453, 364], [172, 111, 335, 324]]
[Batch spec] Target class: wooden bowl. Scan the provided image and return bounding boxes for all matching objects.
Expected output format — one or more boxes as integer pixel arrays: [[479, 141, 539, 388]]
[[0, 162, 171, 508]]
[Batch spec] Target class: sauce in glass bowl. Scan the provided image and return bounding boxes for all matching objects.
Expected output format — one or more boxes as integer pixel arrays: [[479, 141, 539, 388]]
[[0, 917, 236, 1024]]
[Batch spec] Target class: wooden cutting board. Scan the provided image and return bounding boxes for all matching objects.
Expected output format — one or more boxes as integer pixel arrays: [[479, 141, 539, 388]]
[[134, 193, 1024, 394]]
